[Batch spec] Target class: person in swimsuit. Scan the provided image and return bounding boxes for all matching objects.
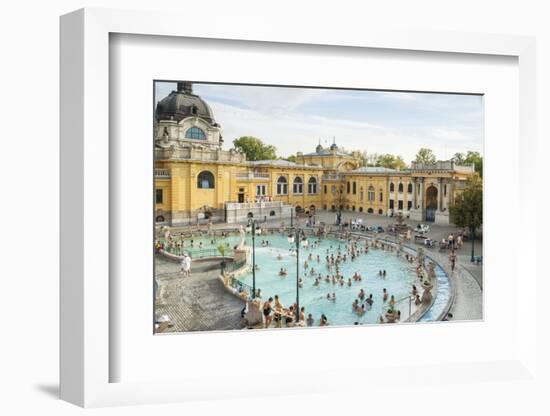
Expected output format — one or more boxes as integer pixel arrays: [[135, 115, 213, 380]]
[[273, 295, 283, 327], [285, 306, 295, 326], [383, 288, 388, 302], [263, 297, 273, 328]]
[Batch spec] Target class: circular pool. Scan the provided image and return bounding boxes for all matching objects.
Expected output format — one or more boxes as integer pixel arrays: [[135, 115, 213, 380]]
[[163, 231, 451, 326]]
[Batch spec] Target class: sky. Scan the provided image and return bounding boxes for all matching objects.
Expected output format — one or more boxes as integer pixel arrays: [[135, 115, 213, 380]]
[[154, 81, 483, 164]]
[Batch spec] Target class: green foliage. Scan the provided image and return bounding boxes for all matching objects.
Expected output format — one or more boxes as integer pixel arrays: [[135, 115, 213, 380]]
[[452, 151, 483, 177], [449, 175, 483, 231], [357, 152, 407, 170], [374, 153, 407, 170], [282, 154, 298, 163], [414, 148, 437, 165], [217, 244, 227, 257], [233, 136, 277, 161]]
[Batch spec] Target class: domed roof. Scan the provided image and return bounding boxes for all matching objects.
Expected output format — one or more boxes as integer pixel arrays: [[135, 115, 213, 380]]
[[155, 82, 217, 125]]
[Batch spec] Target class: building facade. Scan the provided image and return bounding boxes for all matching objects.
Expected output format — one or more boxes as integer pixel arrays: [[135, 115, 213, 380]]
[[154, 83, 475, 226]]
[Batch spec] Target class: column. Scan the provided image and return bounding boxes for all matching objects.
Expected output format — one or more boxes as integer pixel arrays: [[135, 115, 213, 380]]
[[419, 177, 425, 213], [412, 177, 417, 208], [438, 177, 443, 211]]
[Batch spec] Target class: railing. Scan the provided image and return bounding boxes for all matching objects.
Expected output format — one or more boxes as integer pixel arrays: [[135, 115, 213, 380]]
[[227, 270, 256, 297], [224, 201, 284, 210], [159, 243, 234, 259], [235, 172, 270, 179], [322, 174, 343, 181], [154, 168, 170, 178]]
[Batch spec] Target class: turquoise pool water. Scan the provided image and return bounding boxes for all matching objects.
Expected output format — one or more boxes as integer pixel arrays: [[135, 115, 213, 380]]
[[167, 232, 450, 326]]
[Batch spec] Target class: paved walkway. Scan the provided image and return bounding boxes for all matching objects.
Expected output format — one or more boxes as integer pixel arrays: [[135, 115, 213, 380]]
[[155, 256, 245, 333]]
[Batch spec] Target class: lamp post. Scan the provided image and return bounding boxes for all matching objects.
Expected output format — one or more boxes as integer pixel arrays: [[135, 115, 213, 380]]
[[246, 220, 262, 298], [288, 229, 308, 322], [290, 206, 294, 227]]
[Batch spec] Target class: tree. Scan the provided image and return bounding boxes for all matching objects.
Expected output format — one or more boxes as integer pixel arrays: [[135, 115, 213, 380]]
[[282, 154, 298, 163], [414, 148, 437, 165], [451, 151, 483, 177], [451, 152, 465, 164], [464, 151, 483, 177], [232, 136, 277, 161], [375, 154, 407, 170], [449, 175, 483, 262]]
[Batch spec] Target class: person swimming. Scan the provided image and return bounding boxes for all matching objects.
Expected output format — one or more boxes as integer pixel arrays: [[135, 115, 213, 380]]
[[366, 294, 374, 307], [383, 288, 388, 302]]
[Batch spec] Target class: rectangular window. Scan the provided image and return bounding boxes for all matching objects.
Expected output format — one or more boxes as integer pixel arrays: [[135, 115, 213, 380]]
[[407, 201, 412, 210], [324, 185, 327, 194], [155, 189, 163, 204], [277, 182, 288, 195], [379, 192, 383, 202], [398, 200, 403, 210], [256, 185, 266, 196], [347, 182, 351, 194], [352, 182, 357, 194], [444, 184, 447, 196], [389, 199, 394, 209]]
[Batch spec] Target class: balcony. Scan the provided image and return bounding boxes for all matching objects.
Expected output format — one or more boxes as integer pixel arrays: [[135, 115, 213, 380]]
[[235, 172, 270, 180], [154, 168, 170, 178], [322, 174, 343, 182]]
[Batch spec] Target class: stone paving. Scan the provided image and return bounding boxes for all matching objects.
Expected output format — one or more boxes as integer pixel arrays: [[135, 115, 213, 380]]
[[155, 256, 245, 333], [158, 210, 483, 329]]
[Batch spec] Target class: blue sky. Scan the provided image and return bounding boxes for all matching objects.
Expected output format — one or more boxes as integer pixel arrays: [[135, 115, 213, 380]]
[[155, 82, 483, 164]]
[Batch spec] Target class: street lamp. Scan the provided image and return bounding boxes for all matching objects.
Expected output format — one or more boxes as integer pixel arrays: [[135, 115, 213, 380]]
[[246, 220, 262, 298], [287, 229, 308, 322]]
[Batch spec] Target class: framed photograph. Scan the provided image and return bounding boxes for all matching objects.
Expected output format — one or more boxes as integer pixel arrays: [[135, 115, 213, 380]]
[[60, 8, 537, 407]]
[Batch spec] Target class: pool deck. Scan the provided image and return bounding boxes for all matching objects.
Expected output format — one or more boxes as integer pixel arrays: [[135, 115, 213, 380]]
[[155, 256, 245, 333]]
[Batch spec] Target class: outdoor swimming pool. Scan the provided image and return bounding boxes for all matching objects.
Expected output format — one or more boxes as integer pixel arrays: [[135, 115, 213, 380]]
[[162, 231, 451, 326]]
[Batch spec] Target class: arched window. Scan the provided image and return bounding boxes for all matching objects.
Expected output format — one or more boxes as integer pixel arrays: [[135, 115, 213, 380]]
[[367, 185, 375, 202], [398, 183, 404, 193], [155, 215, 165, 223], [293, 177, 303, 194], [185, 127, 206, 140], [390, 182, 395, 192], [359, 207, 363, 212], [367, 208, 374, 214], [379, 190, 383, 202], [407, 183, 413, 193], [352, 206, 356, 211], [277, 176, 288, 195], [197, 171, 215, 189], [308, 177, 318, 194], [347, 182, 351, 193], [352, 181, 357, 195], [378, 209, 383, 215], [269, 210, 276, 216]]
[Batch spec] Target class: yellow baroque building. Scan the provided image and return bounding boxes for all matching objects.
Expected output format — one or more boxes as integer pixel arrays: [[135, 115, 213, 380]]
[[154, 82, 475, 226]]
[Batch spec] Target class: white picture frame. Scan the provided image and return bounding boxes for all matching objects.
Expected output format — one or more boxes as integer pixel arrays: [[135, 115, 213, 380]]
[[60, 8, 538, 407]]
